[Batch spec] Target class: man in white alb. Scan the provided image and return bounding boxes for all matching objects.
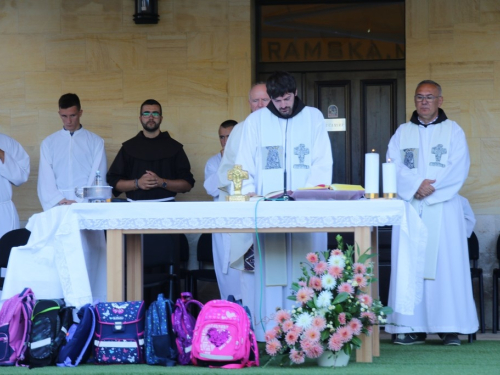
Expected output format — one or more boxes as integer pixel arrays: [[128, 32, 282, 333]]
[[38, 93, 107, 209], [234, 72, 333, 340], [204, 119, 238, 300], [0, 134, 30, 239], [385, 80, 478, 346], [36, 93, 107, 302]]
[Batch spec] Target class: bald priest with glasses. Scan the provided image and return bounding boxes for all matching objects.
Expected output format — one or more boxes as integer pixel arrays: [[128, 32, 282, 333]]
[[385, 80, 478, 346], [107, 99, 195, 202]]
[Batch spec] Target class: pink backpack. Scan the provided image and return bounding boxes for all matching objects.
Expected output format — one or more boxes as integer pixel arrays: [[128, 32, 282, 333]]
[[0, 288, 36, 366], [191, 300, 259, 369]]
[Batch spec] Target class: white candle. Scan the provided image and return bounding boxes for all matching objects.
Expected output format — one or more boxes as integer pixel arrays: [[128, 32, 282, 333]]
[[364, 150, 379, 196], [382, 159, 397, 194]]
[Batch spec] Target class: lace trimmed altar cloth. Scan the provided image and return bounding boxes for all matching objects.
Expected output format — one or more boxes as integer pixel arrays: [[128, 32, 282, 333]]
[[2, 199, 426, 314]]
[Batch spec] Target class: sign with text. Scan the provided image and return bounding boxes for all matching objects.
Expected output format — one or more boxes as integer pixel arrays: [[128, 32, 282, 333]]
[[325, 119, 346, 132]]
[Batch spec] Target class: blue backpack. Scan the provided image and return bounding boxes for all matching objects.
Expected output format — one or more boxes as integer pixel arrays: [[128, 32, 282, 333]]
[[56, 303, 96, 367], [144, 294, 177, 366]]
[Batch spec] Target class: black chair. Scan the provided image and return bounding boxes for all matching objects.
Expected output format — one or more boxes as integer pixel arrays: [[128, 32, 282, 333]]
[[492, 234, 500, 333], [468, 231, 485, 334], [142, 233, 189, 303], [0, 228, 31, 290], [188, 233, 218, 300]]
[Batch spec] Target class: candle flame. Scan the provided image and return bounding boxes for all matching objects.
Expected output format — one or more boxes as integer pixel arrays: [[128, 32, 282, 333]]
[[387, 158, 392, 163], [372, 149, 375, 152]]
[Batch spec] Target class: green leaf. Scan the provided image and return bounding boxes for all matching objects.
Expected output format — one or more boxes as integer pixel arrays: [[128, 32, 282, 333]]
[[287, 296, 297, 301], [381, 306, 393, 314], [321, 330, 330, 341], [291, 282, 300, 292], [333, 292, 349, 304], [351, 336, 362, 347]]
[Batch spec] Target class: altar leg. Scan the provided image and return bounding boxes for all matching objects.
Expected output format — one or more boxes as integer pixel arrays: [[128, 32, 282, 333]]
[[371, 227, 380, 357], [106, 229, 125, 301], [354, 226, 373, 363], [126, 234, 143, 301]]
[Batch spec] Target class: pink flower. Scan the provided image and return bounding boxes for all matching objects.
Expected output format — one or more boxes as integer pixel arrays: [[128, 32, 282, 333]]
[[282, 319, 294, 332], [331, 249, 343, 256], [361, 311, 376, 324], [314, 261, 328, 275], [348, 318, 362, 336], [337, 282, 354, 295], [274, 309, 291, 324], [328, 332, 344, 352], [306, 252, 319, 264], [353, 273, 367, 288], [266, 339, 282, 356], [337, 326, 354, 343], [353, 262, 367, 274], [312, 316, 326, 331], [338, 312, 346, 325], [308, 276, 322, 291], [292, 325, 303, 335], [298, 281, 307, 287], [358, 293, 373, 306], [285, 330, 299, 346], [328, 265, 343, 279], [296, 287, 314, 304], [304, 342, 324, 359], [300, 338, 312, 351], [264, 329, 276, 341], [303, 327, 321, 342], [289, 349, 305, 364], [366, 326, 373, 335]]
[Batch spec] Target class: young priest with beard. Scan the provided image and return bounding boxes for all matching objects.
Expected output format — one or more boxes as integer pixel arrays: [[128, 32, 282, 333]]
[[234, 71, 333, 340], [107, 99, 194, 201]]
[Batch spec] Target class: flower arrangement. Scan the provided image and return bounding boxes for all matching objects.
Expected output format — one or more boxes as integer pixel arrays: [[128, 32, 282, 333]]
[[264, 235, 392, 365]]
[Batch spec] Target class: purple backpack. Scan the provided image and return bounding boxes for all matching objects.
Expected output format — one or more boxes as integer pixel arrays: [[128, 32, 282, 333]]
[[172, 292, 203, 365], [0, 288, 36, 366]]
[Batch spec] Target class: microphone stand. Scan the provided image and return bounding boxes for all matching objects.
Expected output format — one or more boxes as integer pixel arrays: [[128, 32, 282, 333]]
[[281, 118, 294, 201]]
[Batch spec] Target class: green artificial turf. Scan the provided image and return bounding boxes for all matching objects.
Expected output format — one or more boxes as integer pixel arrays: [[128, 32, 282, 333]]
[[1, 339, 499, 375]]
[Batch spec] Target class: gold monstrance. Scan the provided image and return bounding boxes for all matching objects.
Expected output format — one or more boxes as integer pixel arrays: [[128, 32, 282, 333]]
[[226, 164, 249, 202]]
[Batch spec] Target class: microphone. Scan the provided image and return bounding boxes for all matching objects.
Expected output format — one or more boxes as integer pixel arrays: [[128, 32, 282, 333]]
[[281, 118, 294, 201]]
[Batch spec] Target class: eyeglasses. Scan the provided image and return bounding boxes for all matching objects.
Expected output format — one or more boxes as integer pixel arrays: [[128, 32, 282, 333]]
[[414, 95, 441, 102], [141, 111, 161, 117]]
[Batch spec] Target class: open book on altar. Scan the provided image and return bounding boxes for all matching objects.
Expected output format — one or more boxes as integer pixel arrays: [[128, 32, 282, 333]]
[[250, 184, 365, 201]]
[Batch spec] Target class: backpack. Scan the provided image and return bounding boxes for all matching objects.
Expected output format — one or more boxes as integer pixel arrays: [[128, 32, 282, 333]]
[[56, 303, 96, 367], [191, 299, 259, 369], [172, 292, 203, 365], [0, 288, 36, 366], [29, 299, 74, 368], [144, 293, 177, 366], [227, 295, 254, 332], [94, 301, 145, 364]]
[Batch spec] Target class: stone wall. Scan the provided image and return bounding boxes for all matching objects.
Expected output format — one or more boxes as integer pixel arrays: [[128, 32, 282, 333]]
[[0, 0, 252, 218], [406, 0, 500, 329]]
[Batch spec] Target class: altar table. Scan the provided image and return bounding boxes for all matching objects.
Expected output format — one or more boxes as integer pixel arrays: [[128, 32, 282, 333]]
[[3, 199, 425, 363]]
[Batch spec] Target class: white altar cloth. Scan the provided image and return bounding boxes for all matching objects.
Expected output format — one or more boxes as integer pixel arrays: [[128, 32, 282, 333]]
[[2, 199, 426, 314]]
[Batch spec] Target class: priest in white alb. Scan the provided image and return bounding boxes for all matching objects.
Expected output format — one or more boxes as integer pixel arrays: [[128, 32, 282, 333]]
[[0, 133, 30, 240], [385, 80, 478, 346], [234, 71, 333, 340]]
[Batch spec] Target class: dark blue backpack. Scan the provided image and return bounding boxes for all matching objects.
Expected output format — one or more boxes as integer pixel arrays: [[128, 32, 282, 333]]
[[227, 295, 254, 331], [94, 301, 145, 364], [144, 294, 177, 366], [56, 303, 96, 367]]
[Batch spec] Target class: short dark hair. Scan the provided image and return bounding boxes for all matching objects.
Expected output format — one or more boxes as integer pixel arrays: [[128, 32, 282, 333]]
[[140, 99, 162, 115], [416, 80, 442, 96], [266, 71, 296, 99], [220, 119, 237, 129], [59, 93, 81, 110]]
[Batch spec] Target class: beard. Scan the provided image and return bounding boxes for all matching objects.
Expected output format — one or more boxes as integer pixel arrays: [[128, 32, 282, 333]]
[[141, 119, 161, 133]]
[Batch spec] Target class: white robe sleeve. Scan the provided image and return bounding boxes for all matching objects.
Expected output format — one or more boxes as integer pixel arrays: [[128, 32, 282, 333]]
[[0, 136, 30, 186], [86, 136, 107, 187], [235, 114, 259, 195], [38, 138, 65, 211], [305, 109, 333, 187], [204, 153, 221, 199]]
